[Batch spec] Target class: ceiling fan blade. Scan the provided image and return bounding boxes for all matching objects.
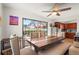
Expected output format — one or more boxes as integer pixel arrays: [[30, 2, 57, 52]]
[[42, 11, 53, 12], [47, 13, 52, 17], [59, 7, 71, 12]]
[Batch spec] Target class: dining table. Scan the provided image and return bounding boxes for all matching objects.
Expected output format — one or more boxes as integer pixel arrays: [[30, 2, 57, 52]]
[[25, 36, 64, 54]]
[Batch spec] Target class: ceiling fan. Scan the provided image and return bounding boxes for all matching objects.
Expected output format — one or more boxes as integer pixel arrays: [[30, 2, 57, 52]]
[[42, 4, 72, 17]]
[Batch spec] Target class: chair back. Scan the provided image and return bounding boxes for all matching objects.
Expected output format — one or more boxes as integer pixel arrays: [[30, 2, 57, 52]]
[[10, 36, 20, 55]]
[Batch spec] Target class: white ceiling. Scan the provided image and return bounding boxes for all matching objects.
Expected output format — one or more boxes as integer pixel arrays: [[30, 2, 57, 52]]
[[2, 3, 79, 22]]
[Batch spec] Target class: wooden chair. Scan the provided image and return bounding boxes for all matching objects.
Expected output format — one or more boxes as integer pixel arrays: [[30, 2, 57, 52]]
[[1, 38, 11, 55], [10, 36, 36, 55]]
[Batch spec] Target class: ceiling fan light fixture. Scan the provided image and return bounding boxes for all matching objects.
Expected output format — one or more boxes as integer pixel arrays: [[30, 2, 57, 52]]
[[52, 12, 57, 15]]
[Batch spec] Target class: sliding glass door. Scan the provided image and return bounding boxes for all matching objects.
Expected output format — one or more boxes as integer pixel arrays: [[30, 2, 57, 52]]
[[22, 18, 48, 47]]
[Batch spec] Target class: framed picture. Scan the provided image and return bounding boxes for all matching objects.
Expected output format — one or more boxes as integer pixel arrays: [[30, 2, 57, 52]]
[[9, 16, 19, 25]]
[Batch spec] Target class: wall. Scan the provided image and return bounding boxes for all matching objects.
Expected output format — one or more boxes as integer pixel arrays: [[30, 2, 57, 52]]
[[0, 4, 2, 41], [2, 3, 79, 39], [2, 6, 52, 38], [2, 7, 22, 38], [0, 3, 2, 55], [48, 22, 51, 36], [76, 19, 79, 32], [3, 6, 79, 39]]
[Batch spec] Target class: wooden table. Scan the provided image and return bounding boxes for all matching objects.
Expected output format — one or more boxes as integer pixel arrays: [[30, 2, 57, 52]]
[[26, 37, 64, 54]]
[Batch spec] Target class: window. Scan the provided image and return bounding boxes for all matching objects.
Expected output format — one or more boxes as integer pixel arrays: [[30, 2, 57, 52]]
[[22, 18, 48, 41]]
